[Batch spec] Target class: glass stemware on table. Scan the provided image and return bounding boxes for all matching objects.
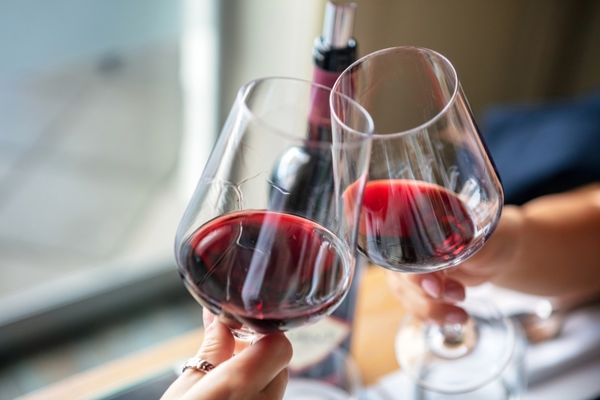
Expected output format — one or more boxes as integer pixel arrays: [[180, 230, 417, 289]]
[[174, 77, 372, 344], [332, 46, 521, 396]]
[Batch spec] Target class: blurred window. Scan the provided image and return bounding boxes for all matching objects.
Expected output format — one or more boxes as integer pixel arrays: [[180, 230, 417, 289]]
[[0, 0, 323, 355], [0, 0, 218, 351]]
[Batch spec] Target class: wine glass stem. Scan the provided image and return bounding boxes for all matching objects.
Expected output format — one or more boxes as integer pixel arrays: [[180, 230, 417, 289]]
[[424, 270, 478, 358], [231, 326, 262, 353], [441, 322, 466, 345], [440, 269, 467, 345], [232, 326, 258, 342]]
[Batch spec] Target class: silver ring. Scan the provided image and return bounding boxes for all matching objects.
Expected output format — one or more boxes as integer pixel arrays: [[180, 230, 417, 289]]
[[182, 357, 216, 374]]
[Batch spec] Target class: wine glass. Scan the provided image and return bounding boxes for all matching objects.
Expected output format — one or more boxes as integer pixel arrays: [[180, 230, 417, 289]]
[[332, 46, 516, 394], [174, 77, 372, 341]]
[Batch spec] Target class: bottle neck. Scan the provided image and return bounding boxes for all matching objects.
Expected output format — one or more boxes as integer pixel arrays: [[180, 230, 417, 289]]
[[313, 37, 358, 74], [309, 1, 358, 140]]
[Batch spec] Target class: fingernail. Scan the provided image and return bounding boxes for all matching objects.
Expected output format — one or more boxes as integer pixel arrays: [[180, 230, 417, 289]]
[[421, 277, 441, 298], [444, 310, 468, 324], [443, 281, 465, 302]]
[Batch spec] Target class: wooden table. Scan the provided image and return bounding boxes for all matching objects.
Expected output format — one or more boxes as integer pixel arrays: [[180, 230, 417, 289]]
[[23, 268, 404, 399]]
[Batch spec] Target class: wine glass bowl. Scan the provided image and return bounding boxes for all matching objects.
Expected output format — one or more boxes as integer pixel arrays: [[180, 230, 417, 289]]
[[334, 46, 503, 274], [178, 208, 354, 333], [174, 77, 373, 336]]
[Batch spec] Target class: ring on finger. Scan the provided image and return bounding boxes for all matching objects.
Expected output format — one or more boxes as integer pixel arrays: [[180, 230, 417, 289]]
[[182, 357, 216, 374]]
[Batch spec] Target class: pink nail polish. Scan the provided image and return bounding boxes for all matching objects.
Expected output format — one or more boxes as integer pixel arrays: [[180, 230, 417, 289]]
[[421, 278, 441, 298], [443, 282, 465, 302]]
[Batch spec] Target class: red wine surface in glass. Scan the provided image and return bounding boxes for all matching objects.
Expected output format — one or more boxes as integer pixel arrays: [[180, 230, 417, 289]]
[[179, 210, 351, 333], [345, 179, 475, 270]]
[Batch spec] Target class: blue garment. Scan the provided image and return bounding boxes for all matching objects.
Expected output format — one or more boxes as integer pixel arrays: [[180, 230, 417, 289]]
[[482, 92, 600, 205]]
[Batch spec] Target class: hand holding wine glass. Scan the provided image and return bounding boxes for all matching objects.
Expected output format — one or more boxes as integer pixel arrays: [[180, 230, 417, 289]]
[[384, 206, 524, 332], [390, 183, 600, 326], [161, 320, 292, 400]]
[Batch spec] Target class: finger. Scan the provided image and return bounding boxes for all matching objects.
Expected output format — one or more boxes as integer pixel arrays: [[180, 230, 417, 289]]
[[386, 271, 467, 324], [161, 320, 234, 399], [387, 272, 433, 318], [390, 271, 465, 302], [203, 307, 247, 352], [181, 333, 292, 400], [450, 258, 498, 279], [426, 301, 469, 325], [386, 270, 427, 299], [413, 273, 444, 299], [440, 277, 466, 302], [397, 288, 467, 324], [224, 332, 293, 393], [446, 268, 491, 286], [195, 320, 236, 370], [202, 308, 215, 328], [260, 368, 289, 399]]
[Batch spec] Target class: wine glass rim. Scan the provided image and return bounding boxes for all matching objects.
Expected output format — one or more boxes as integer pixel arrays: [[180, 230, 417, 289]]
[[331, 46, 459, 140], [237, 76, 374, 149]]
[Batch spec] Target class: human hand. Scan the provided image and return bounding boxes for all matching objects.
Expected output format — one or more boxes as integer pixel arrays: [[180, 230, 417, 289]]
[[161, 312, 292, 400], [386, 269, 468, 324], [387, 206, 523, 323]]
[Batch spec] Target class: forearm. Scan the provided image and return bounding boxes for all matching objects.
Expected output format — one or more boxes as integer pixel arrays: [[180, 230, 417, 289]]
[[492, 184, 600, 297]]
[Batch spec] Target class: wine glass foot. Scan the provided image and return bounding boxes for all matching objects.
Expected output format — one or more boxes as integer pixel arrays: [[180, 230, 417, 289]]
[[395, 299, 517, 394], [426, 319, 477, 359]]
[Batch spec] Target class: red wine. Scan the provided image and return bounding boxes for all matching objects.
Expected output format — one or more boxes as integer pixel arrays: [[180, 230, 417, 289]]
[[345, 179, 475, 269], [179, 211, 351, 333]]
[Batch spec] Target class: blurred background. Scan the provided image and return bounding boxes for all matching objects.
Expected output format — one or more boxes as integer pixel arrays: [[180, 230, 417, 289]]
[[0, 0, 598, 398]]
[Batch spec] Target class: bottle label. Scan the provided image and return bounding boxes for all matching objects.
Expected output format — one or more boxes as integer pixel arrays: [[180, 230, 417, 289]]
[[313, 67, 341, 89], [287, 316, 351, 371], [307, 67, 342, 138]]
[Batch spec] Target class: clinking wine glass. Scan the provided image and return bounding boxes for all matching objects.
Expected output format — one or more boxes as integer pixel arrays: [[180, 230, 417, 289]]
[[332, 47, 516, 394], [174, 77, 372, 341]]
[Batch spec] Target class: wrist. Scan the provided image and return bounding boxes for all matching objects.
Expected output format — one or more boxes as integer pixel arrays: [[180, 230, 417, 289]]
[[490, 205, 525, 283]]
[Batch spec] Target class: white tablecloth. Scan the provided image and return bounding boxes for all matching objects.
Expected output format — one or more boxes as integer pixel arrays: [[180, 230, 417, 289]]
[[364, 286, 600, 400]]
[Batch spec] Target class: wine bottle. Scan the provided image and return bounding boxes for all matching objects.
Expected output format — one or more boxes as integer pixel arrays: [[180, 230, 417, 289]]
[[312, 0, 359, 351], [276, 2, 363, 391]]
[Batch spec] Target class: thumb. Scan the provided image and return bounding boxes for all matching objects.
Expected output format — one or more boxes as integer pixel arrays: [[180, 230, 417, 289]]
[[160, 320, 235, 399], [196, 319, 235, 366]]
